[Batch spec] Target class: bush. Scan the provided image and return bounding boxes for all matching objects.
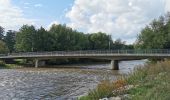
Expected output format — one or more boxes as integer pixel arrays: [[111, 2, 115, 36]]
[[80, 61, 170, 100]]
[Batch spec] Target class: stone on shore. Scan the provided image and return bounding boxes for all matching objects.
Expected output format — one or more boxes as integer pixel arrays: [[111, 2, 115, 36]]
[[99, 97, 121, 100]]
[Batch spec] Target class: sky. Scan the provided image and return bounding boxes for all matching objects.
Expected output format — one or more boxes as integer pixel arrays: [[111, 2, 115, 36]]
[[0, 0, 170, 44]]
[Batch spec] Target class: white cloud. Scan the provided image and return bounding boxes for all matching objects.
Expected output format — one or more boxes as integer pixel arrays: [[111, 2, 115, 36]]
[[165, 0, 170, 12], [24, 2, 30, 5], [0, 0, 35, 31], [66, 0, 169, 44], [47, 21, 60, 30], [34, 4, 43, 7]]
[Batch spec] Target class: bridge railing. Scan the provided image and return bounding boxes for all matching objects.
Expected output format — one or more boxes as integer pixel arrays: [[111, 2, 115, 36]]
[[0, 49, 170, 57]]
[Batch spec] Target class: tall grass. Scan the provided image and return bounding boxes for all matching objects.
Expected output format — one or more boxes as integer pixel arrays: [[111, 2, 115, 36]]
[[79, 61, 170, 100], [79, 79, 127, 100]]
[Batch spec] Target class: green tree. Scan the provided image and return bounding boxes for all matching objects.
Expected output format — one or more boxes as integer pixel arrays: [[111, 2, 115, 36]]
[[136, 13, 170, 49], [34, 27, 53, 51], [4, 30, 16, 52], [49, 24, 66, 50], [112, 39, 126, 49], [15, 25, 36, 52], [88, 32, 111, 50], [74, 32, 89, 50], [0, 26, 4, 40], [49, 24, 89, 51], [0, 40, 9, 54]]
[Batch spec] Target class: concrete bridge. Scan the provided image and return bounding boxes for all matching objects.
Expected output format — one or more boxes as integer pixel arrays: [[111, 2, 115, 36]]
[[0, 49, 170, 70]]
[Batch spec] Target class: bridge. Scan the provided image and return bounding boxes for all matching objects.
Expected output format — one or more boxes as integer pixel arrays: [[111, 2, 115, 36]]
[[0, 49, 170, 70]]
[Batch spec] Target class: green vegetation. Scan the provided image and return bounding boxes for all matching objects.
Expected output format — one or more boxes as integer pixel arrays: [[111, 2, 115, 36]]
[[0, 40, 9, 54], [15, 24, 131, 52], [0, 13, 170, 54], [0, 26, 4, 40], [79, 61, 170, 100], [126, 61, 170, 100], [0, 60, 6, 67], [79, 13, 170, 99], [0, 23, 132, 65], [0, 24, 132, 54], [0, 60, 11, 68], [1, 13, 170, 54], [4, 30, 16, 53], [0, 59, 27, 69], [136, 12, 170, 49]]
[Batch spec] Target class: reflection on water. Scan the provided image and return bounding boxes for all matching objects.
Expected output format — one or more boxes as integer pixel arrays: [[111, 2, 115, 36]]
[[0, 60, 146, 100]]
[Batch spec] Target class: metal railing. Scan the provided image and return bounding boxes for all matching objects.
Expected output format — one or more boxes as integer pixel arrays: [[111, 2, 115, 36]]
[[0, 49, 170, 58]]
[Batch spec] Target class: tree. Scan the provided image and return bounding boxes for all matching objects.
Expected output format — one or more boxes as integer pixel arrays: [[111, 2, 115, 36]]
[[112, 39, 126, 49], [73, 32, 89, 50], [34, 27, 53, 51], [0, 40, 9, 54], [88, 32, 112, 50], [49, 24, 66, 50], [49, 24, 89, 51], [4, 30, 16, 53], [0, 26, 4, 40], [15, 25, 36, 52], [136, 13, 170, 49]]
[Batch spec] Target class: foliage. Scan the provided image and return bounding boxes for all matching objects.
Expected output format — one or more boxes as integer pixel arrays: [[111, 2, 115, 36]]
[[79, 80, 114, 100], [15, 25, 36, 52], [112, 39, 127, 49], [4, 30, 16, 52], [126, 61, 170, 100], [14, 24, 131, 52], [49, 24, 90, 51], [0, 26, 4, 40], [80, 61, 170, 100], [0, 24, 133, 66], [136, 12, 170, 49], [88, 32, 112, 50], [33, 27, 53, 51], [79, 79, 127, 100], [0, 40, 9, 54], [0, 60, 5, 67]]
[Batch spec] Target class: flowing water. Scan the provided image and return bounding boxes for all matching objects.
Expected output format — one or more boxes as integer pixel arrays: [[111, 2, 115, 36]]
[[0, 60, 146, 100]]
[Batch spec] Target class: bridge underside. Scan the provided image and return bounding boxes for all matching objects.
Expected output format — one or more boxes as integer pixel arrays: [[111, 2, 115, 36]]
[[33, 58, 121, 70], [0, 54, 169, 70], [1, 54, 169, 60]]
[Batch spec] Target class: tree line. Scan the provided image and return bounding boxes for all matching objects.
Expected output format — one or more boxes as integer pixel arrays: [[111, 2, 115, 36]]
[[1, 12, 170, 64], [136, 12, 170, 49], [2, 12, 170, 54], [0, 24, 133, 54]]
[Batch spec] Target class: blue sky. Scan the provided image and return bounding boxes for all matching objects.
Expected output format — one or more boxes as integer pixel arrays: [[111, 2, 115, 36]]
[[0, 0, 169, 44], [11, 0, 74, 27]]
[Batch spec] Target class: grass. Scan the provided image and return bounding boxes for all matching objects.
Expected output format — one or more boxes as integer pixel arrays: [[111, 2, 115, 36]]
[[79, 60, 170, 100], [0, 60, 9, 68], [0, 60, 24, 69]]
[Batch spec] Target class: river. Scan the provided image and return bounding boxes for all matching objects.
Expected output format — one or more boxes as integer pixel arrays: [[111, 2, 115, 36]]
[[0, 60, 146, 100]]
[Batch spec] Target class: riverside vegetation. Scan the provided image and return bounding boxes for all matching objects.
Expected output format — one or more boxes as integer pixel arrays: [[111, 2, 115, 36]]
[[0, 10, 170, 99], [79, 12, 170, 100], [0, 23, 132, 65], [79, 60, 170, 100]]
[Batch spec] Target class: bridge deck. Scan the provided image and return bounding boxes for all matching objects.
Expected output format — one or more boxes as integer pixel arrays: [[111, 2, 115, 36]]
[[1, 50, 170, 69], [0, 50, 170, 60]]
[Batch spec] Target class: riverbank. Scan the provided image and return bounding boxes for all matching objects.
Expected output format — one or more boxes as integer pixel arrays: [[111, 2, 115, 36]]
[[0, 59, 109, 69], [79, 60, 170, 100], [0, 60, 11, 69], [0, 61, 22, 69]]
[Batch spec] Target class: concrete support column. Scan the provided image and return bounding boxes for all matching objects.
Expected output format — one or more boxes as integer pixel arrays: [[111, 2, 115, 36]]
[[111, 60, 119, 70], [35, 59, 39, 68]]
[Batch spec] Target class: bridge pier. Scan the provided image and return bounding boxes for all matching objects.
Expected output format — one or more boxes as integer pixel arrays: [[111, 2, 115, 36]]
[[35, 59, 39, 68], [111, 60, 119, 70], [35, 59, 46, 68]]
